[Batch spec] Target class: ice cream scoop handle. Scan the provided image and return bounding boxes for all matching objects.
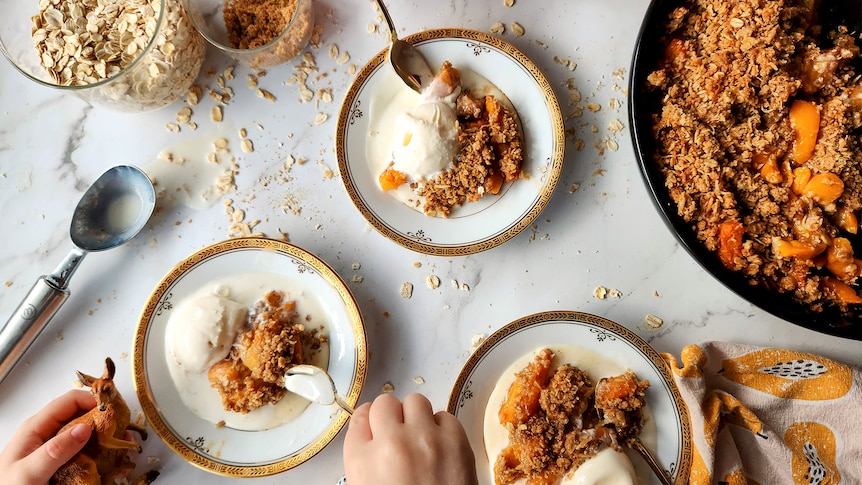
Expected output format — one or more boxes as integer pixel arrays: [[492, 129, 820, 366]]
[[0, 277, 69, 386]]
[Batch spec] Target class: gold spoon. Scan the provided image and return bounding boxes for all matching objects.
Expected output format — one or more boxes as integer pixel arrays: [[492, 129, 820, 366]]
[[631, 438, 674, 485], [284, 364, 354, 415], [373, 0, 435, 93]]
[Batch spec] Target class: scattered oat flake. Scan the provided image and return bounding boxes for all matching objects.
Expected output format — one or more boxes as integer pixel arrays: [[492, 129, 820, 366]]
[[352, 275, 364, 283], [511, 22, 525, 36], [56, 331, 64, 341], [470, 334, 486, 353], [241, 139, 254, 153], [460, 283, 470, 291], [352, 263, 361, 270], [644, 314, 664, 329], [426, 275, 440, 289], [490, 22, 505, 34], [314, 112, 328, 125], [336, 51, 350, 65], [504, 0, 515, 6], [400, 282, 414, 299], [413, 376, 425, 385], [211, 106, 223, 122], [587, 103, 601, 112], [593, 286, 608, 299], [382, 382, 395, 393], [165, 122, 180, 132], [328, 44, 338, 59], [4, 281, 11, 287], [569, 183, 581, 193], [176, 106, 191, 124], [367, 23, 377, 34], [451, 279, 459, 289], [257, 88, 276, 101]]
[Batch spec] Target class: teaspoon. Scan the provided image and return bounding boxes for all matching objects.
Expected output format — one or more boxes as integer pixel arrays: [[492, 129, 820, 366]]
[[284, 364, 354, 415], [373, 0, 435, 93]]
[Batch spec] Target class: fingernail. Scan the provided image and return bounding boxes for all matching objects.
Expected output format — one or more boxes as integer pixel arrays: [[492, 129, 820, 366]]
[[70, 423, 91, 442]]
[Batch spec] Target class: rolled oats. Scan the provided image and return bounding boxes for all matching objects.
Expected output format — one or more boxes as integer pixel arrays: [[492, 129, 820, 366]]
[[211, 105, 223, 122], [511, 22, 525, 36], [256, 88, 276, 101], [241, 138, 254, 153], [31, 0, 205, 111]]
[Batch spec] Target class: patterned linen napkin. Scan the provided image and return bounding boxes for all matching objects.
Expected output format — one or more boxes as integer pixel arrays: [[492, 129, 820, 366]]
[[662, 341, 862, 484]]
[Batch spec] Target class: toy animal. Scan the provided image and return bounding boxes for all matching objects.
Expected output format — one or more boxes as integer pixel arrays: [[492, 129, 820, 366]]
[[51, 357, 151, 485]]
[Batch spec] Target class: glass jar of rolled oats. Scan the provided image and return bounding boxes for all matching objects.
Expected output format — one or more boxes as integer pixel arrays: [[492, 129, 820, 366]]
[[0, 0, 205, 112]]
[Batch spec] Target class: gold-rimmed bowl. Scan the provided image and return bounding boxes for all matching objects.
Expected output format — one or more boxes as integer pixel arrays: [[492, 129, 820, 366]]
[[132, 237, 366, 476], [336, 28, 564, 256], [448, 311, 693, 484]]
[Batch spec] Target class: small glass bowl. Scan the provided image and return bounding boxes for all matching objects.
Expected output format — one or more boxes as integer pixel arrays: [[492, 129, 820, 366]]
[[0, 0, 205, 112], [185, 0, 314, 69]]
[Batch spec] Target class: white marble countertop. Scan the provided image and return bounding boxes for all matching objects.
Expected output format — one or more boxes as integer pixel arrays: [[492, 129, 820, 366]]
[[1, 0, 860, 483]]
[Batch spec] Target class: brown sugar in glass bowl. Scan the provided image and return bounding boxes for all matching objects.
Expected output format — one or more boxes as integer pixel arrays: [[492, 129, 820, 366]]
[[184, 0, 313, 68]]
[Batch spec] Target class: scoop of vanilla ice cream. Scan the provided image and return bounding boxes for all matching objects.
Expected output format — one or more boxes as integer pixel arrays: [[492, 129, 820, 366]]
[[168, 294, 248, 373], [390, 97, 459, 180], [568, 448, 637, 485]]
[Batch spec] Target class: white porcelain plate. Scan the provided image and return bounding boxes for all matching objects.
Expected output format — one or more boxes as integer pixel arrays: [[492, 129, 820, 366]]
[[336, 29, 564, 256], [132, 238, 366, 477], [447, 311, 692, 485]]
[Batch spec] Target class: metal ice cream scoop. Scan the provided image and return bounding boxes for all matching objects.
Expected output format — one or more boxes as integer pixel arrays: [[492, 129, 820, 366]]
[[0, 165, 155, 386], [373, 0, 435, 93]]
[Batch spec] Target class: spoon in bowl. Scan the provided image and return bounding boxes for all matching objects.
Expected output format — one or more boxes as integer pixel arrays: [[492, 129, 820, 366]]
[[0, 165, 155, 386], [284, 364, 354, 415], [373, 0, 435, 93], [631, 438, 673, 485]]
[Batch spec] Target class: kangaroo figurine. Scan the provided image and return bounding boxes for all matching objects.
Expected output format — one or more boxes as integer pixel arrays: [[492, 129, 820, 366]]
[[51, 357, 151, 485]]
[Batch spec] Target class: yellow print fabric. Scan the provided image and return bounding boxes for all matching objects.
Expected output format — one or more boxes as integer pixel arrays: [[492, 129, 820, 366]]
[[662, 342, 861, 484]]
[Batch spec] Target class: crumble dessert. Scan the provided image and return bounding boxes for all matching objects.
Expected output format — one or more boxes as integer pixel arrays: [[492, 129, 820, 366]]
[[208, 290, 327, 413], [378, 61, 524, 217], [646, 0, 862, 314], [493, 349, 649, 485]]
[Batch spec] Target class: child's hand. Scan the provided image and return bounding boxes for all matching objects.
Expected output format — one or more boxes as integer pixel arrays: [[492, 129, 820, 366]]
[[0, 390, 95, 485], [343, 393, 479, 485]]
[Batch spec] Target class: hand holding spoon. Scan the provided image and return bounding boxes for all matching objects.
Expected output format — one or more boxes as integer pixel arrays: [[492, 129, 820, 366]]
[[284, 364, 354, 415], [373, 0, 435, 93], [0, 165, 155, 386]]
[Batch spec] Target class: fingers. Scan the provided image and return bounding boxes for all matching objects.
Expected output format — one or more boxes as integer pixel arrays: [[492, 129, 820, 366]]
[[402, 393, 435, 425], [19, 423, 91, 483], [6, 390, 95, 460], [344, 401, 374, 446], [367, 393, 404, 432]]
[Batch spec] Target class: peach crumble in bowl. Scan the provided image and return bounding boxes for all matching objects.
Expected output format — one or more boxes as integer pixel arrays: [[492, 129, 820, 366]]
[[448, 312, 692, 484], [132, 238, 366, 476], [336, 28, 564, 256]]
